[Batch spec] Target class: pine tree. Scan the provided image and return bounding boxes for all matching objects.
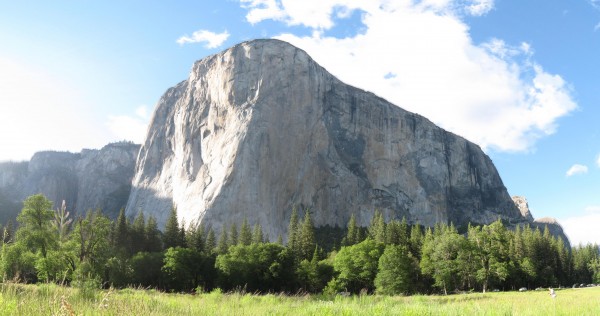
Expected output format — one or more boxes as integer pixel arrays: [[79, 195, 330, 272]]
[[145, 215, 162, 252], [163, 207, 181, 249], [345, 213, 359, 246], [205, 228, 216, 253], [287, 207, 299, 250], [298, 209, 316, 261], [239, 218, 252, 246], [131, 211, 146, 254], [217, 226, 229, 254], [113, 208, 130, 254], [229, 223, 238, 246], [369, 210, 386, 243], [252, 223, 264, 244]]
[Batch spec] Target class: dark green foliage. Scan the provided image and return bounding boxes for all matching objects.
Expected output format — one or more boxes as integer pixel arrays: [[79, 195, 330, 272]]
[[145, 215, 162, 253], [205, 228, 216, 253], [162, 247, 205, 292], [3, 194, 599, 296], [375, 245, 419, 295], [163, 207, 182, 250], [217, 226, 229, 254], [215, 243, 295, 292]]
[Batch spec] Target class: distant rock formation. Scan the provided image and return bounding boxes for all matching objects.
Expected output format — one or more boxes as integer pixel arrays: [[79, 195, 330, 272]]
[[0, 142, 139, 218], [511, 196, 569, 244], [512, 196, 534, 222], [126, 39, 526, 239]]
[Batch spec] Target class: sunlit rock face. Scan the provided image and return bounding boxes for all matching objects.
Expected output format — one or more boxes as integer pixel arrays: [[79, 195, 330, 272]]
[[126, 39, 524, 239]]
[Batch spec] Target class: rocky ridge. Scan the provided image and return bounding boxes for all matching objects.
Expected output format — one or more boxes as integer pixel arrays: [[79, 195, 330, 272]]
[[0, 142, 139, 218]]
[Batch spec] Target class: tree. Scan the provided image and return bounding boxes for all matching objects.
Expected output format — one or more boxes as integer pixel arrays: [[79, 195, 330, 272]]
[[215, 243, 295, 292], [287, 208, 299, 251], [468, 220, 510, 293], [163, 207, 182, 249], [16, 194, 56, 259], [375, 244, 418, 295], [68, 210, 112, 281], [229, 223, 238, 246], [420, 225, 469, 295], [368, 210, 386, 243], [131, 211, 146, 254], [112, 208, 129, 255], [328, 238, 385, 294], [145, 215, 162, 253], [239, 218, 252, 246], [162, 247, 204, 292], [217, 226, 229, 254], [297, 210, 316, 261], [344, 214, 359, 246], [205, 228, 216, 253], [252, 223, 264, 244]]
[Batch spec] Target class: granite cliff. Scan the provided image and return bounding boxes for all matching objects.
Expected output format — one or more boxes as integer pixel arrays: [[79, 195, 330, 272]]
[[0, 142, 139, 219], [126, 39, 526, 239]]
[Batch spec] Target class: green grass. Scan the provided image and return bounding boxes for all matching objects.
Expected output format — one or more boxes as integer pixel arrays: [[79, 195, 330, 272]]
[[1, 283, 599, 315]]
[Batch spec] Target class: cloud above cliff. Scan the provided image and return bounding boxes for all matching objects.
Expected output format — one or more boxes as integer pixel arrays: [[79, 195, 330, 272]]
[[176, 29, 230, 48], [240, 0, 577, 152]]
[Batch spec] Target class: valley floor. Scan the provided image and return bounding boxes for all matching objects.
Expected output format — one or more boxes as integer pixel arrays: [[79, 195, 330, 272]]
[[1, 283, 599, 315]]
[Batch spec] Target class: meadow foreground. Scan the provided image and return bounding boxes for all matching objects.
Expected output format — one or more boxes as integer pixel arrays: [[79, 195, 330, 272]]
[[0, 283, 598, 316]]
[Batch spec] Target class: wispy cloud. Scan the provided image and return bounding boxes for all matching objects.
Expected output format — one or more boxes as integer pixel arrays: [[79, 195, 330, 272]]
[[239, 0, 577, 152], [597, 154, 600, 167], [566, 164, 588, 177], [176, 30, 230, 48]]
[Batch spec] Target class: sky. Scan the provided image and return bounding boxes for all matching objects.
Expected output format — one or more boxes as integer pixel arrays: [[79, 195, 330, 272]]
[[0, 0, 599, 245]]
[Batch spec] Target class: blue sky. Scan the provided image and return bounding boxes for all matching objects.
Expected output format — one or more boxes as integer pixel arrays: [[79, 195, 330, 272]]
[[0, 0, 599, 245]]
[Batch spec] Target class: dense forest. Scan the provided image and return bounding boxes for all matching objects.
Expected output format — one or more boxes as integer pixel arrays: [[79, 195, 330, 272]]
[[1, 194, 599, 295]]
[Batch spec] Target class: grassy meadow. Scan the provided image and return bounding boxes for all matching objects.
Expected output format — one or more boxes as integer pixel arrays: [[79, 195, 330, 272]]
[[0, 283, 598, 315]]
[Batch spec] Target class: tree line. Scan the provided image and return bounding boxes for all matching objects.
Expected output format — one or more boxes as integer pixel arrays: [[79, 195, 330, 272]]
[[1, 194, 599, 295]]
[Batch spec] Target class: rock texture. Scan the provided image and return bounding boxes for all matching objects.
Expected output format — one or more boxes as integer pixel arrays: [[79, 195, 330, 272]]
[[512, 196, 534, 222], [511, 196, 569, 244], [0, 142, 139, 218], [126, 39, 526, 239]]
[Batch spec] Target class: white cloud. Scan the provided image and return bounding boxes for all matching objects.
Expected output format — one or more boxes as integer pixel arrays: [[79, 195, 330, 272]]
[[106, 105, 150, 144], [465, 0, 494, 16], [176, 30, 230, 48], [0, 57, 108, 162], [561, 213, 600, 245], [566, 164, 588, 177], [596, 154, 600, 167], [244, 0, 577, 152]]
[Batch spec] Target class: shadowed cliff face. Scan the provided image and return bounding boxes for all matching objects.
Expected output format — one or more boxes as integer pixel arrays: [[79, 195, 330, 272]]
[[0, 142, 139, 218], [126, 39, 525, 239]]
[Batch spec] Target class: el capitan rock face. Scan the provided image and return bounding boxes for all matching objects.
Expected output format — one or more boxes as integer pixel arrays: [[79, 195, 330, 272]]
[[126, 39, 525, 239]]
